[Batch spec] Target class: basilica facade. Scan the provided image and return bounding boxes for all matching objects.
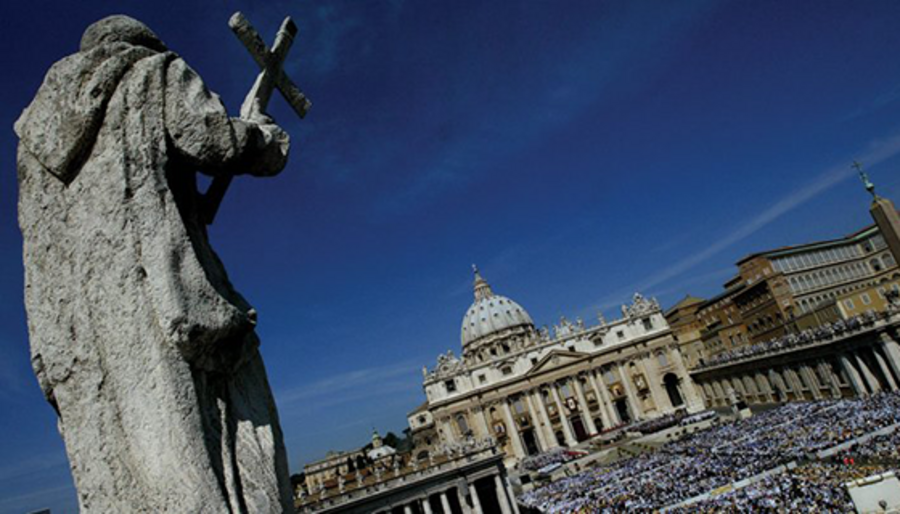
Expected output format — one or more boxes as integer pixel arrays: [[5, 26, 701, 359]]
[[408, 269, 704, 467]]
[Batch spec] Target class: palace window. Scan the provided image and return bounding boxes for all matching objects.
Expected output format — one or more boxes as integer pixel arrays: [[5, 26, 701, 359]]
[[616, 330, 625, 340], [478, 374, 487, 384], [861, 293, 872, 305], [642, 318, 653, 331], [657, 353, 668, 367], [445, 380, 457, 392], [502, 366, 513, 376], [844, 299, 855, 310]]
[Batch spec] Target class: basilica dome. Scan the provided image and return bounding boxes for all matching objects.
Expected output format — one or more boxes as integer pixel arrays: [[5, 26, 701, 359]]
[[461, 267, 535, 349]]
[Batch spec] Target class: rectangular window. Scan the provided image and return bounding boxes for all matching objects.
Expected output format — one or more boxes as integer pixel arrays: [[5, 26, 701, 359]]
[[616, 330, 625, 340], [657, 353, 668, 367], [861, 293, 872, 305], [502, 366, 513, 376], [642, 318, 653, 331], [445, 380, 457, 392], [478, 374, 487, 384], [844, 299, 855, 310]]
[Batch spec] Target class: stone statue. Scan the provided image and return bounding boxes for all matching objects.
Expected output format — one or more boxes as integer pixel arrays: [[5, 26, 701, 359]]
[[15, 15, 300, 512]]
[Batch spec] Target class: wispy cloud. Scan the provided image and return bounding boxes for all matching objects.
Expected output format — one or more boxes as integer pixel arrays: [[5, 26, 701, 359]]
[[842, 84, 900, 122], [276, 359, 422, 410], [590, 132, 900, 312], [0, 484, 75, 513], [0, 451, 68, 483]]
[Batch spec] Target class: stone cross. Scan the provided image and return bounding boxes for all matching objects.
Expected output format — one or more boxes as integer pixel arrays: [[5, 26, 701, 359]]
[[204, 12, 312, 224]]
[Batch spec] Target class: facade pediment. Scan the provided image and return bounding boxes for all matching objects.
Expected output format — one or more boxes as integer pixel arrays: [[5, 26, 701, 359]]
[[526, 350, 587, 376]]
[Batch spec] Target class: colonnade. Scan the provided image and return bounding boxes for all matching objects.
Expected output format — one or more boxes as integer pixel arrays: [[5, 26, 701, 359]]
[[696, 334, 900, 407], [372, 473, 518, 514]]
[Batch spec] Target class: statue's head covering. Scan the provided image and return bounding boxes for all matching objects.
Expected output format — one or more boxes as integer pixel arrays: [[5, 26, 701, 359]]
[[15, 15, 166, 183], [81, 15, 167, 53]]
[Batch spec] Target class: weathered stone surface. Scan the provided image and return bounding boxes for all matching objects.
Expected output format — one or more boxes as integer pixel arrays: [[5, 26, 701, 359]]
[[15, 15, 292, 513]]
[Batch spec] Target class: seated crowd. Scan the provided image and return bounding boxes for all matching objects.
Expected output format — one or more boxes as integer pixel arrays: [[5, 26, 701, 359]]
[[519, 392, 900, 513]]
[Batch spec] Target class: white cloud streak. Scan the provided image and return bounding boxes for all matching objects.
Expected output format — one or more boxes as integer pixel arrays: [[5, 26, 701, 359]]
[[275, 360, 422, 408], [591, 132, 900, 311]]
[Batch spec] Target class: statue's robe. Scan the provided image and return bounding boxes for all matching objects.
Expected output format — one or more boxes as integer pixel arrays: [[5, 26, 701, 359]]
[[16, 36, 292, 513]]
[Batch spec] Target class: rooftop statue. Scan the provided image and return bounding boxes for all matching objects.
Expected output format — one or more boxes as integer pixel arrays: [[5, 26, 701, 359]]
[[15, 14, 309, 512]]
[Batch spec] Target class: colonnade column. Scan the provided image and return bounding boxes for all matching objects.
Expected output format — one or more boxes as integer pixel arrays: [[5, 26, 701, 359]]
[[550, 385, 577, 446], [872, 349, 899, 391], [500, 400, 526, 458], [456, 485, 472, 514], [617, 363, 642, 420], [840, 354, 867, 396], [440, 491, 452, 514], [587, 371, 617, 427], [524, 391, 550, 451], [854, 353, 882, 394], [784, 368, 806, 399], [404, 505, 413, 514], [878, 334, 900, 384], [493, 475, 513, 514], [755, 372, 773, 402], [421, 496, 434, 514], [572, 376, 598, 436], [800, 365, 823, 399], [816, 360, 842, 398], [468, 482, 482, 513]]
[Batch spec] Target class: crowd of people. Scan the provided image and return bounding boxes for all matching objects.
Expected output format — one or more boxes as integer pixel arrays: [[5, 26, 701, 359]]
[[521, 448, 584, 472], [519, 392, 900, 513], [698, 312, 880, 370], [670, 462, 888, 512]]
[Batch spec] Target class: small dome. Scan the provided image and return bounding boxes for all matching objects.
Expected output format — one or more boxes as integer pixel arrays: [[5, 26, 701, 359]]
[[460, 266, 534, 348]]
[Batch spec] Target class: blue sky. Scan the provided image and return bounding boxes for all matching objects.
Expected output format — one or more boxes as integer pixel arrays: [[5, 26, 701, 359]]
[[4, 0, 900, 511]]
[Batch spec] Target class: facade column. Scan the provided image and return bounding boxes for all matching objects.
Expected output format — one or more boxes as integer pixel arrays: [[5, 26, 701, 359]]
[[440, 491, 452, 514], [640, 356, 671, 412], [404, 504, 413, 514], [617, 363, 643, 420], [572, 376, 598, 436], [669, 346, 703, 410], [493, 474, 513, 514], [873, 349, 899, 391], [474, 406, 491, 438], [468, 482, 483, 514], [588, 370, 617, 427], [550, 385, 577, 446], [855, 353, 882, 393], [524, 391, 550, 451], [500, 400, 526, 458], [532, 389, 559, 449], [442, 418, 457, 443], [840, 354, 867, 396], [422, 496, 434, 514]]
